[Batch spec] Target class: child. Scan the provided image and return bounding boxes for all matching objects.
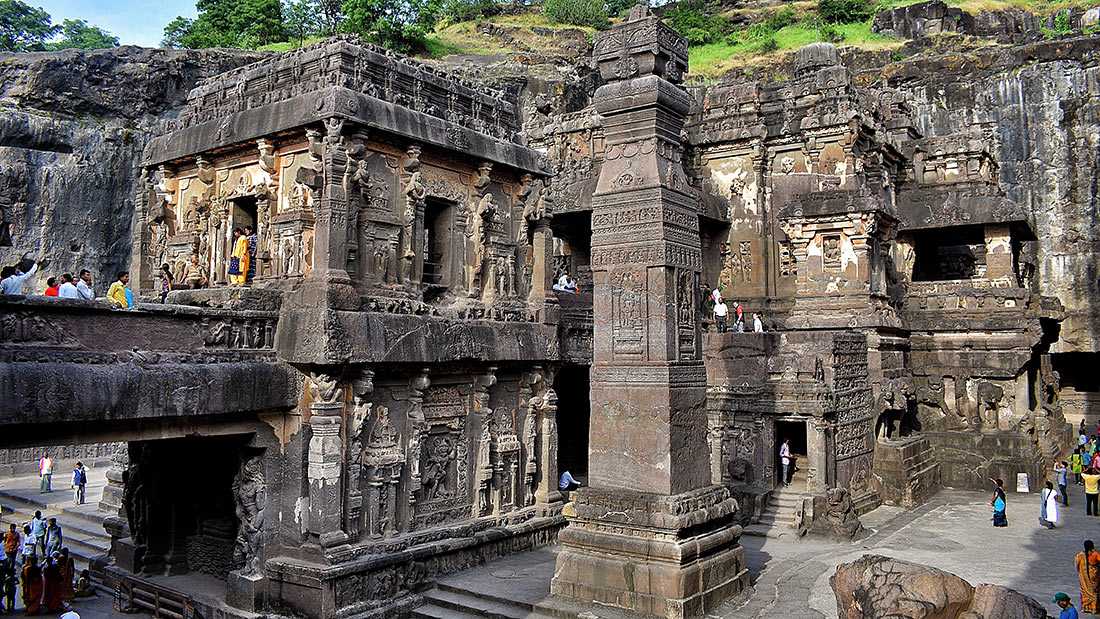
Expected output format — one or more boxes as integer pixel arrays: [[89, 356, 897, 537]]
[[73, 569, 96, 598]]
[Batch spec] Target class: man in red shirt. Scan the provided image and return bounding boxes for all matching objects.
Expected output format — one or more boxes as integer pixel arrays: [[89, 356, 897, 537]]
[[44, 277, 59, 296]]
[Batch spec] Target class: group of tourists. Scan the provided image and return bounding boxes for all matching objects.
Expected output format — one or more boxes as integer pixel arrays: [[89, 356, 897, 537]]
[[28, 271, 95, 302], [36, 455, 87, 507], [2, 518, 95, 615], [553, 271, 578, 294], [710, 289, 764, 334], [0, 252, 139, 311]]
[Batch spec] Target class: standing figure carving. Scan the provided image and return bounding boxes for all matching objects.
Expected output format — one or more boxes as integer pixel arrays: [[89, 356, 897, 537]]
[[402, 146, 426, 283], [232, 454, 266, 577], [523, 401, 538, 506], [123, 449, 148, 546]]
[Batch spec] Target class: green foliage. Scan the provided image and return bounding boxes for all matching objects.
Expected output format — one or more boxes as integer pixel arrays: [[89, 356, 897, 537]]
[[543, 0, 608, 29], [283, 0, 322, 45], [46, 18, 118, 50], [342, 0, 443, 52], [665, 0, 730, 44], [162, 0, 286, 48], [818, 21, 845, 42], [441, 0, 500, 23], [1041, 9, 1072, 37], [758, 35, 778, 52], [605, 0, 635, 18], [0, 0, 59, 51], [818, 0, 874, 23]]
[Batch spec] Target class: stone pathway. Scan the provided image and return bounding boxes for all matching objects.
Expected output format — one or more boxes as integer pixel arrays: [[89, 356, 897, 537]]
[[421, 484, 1094, 618]]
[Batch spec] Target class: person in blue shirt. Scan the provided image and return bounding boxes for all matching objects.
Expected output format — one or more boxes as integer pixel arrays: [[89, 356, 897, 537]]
[[1054, 591, 1079, 619], [559, 471, 580, 491]]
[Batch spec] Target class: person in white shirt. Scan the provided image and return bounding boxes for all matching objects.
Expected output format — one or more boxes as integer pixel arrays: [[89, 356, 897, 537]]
[[0, 259, 37, 295], [75, 269, 95, 300], [753, 313, 764, 333], [714, 300, 729, 333], [58, 273, 80, 299], [780, 439, 792, 487]]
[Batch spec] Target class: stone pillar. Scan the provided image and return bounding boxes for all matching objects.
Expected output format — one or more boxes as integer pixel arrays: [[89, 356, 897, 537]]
[[307, 370, 348, 549], [405, 369, 431, 529], [551, 7, 748, 618], [534, 387, 562, 510], [130, 168, 154, 293], [311, 118, 354, 285], [984, 223, 1013, 281], [345, 368, 374, 542], [807, 417, 830, 493], [527, 217, 556, 306]]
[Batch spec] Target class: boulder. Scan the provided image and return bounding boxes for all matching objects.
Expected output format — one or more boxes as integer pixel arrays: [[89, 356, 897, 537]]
[[797, 487, 865, 541], [832, 555, 1051, 618]]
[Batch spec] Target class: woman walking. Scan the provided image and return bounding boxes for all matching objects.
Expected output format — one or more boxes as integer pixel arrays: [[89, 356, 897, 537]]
[[1040, 481, 1059, 529], [1076, 540, 1100, 613], [991, 477, 1008, 527]]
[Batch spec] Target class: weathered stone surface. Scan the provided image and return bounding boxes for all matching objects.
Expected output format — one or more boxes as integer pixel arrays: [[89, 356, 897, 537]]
[[797, 488, 865, 541], [831, 555, 1048, 618]]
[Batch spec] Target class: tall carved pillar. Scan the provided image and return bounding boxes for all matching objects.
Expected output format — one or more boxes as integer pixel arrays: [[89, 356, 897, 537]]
[[130, 168, 154, 293], [551, 7, 748, 617], [345, 369, 374, 542], [473, 368, 497, 517], [527, 215, 556, 308], [307, 371, 347, 549], [405, 369, 431, 529], [311, 118, 354, 284], [533, 385, 562, 511]]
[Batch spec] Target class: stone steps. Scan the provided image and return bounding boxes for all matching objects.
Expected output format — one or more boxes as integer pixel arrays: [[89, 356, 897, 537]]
[[0, 489, 111, 568], [743, 488, 810, 539], [413, 585, 558, 619]]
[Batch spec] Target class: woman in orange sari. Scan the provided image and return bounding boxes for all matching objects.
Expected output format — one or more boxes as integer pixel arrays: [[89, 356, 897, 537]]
[[58, 548, 75, 602], [228, 227, 250, 286], [1076, 539, 1100, 613], [41, 553, 65, 613], [20, 556, 42, 615]]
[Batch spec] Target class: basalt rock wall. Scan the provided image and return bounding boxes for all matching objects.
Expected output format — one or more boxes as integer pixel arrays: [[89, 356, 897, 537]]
[[0, 46, 265, 293], [854, 37, 1100, 352]]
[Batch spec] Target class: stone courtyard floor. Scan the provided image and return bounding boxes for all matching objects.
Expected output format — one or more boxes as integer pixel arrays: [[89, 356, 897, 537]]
[[433, 484, 1096, 618]]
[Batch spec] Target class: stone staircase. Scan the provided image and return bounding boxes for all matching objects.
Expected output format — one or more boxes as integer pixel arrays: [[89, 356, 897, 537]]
[[0, 486, 111, 570], [414, 582, 558, 619], [742, 466, 811, 539]]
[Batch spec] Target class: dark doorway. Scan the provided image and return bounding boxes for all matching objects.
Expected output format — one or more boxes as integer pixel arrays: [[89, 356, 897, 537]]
[[231, 196, 257, 232], [556, 365, 590, 480], [912, 225, 986, 281], [131, 435, 252, 577], [775, 418, 807, 488], [423, 199, 453, 291]]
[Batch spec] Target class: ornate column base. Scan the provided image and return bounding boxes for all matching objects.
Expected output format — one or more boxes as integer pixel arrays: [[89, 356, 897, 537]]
[[550, 485, 749, 619]]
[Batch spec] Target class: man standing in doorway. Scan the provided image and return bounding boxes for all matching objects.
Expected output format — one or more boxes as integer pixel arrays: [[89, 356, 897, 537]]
[[780, 439, 792, 487], [38, 452, 53, 493]]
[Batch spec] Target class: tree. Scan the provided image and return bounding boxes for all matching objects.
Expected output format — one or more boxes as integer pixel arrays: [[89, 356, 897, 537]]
[[0, 0, 59, 51], [162, 0, 287, 49], [283, 0, 321, 46], [318, 0, 344, 35], [342, 0, 442, 52], [47, 19, 119, 50]]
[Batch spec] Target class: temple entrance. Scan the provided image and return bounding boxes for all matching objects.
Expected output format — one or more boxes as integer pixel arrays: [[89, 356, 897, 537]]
[[126, 435, 253, 578], [423, 199, 454, 293], [230, 196, 257, 233], [556, 365, 590, 480], [775, 419, 807, 490]]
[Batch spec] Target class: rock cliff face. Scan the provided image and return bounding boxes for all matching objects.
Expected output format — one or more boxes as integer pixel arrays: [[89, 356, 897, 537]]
[[855, 37, 1100, 351], [0, 46, 264, 293]]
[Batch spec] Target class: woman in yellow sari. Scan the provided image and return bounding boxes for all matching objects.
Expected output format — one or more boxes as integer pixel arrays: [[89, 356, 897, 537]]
[[228, 227, 250, 286], [1076, 539, 1100, 612]]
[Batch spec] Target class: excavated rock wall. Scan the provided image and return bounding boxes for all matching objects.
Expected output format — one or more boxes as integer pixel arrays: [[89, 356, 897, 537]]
[[854, 37, 1100, 352], [0, 46, 264, 294]]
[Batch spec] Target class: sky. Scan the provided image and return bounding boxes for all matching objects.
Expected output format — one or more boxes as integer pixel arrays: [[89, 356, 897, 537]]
[[31, 0, 198, 48]]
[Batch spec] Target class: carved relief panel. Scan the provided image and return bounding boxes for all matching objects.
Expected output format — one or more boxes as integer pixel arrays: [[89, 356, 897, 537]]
[[611, 269, 644, 356], [412, 385, 470, 530]]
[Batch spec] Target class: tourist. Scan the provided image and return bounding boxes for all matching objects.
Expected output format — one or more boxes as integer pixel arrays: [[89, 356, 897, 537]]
[[184, 254, 208, 289], [58, 548, 74, 603], [155, 263, 174, 303], [780, 439, 792, 487], [753, 313, 764, 333], [2, 524, 18, 568], [228, 227, 250, 286], [2, 560, 14, 614], [1040, 481, 1059, 529], [245, 225, 257, 283], [21, 523, 37, 564], [553, 272, 578, 294], [71, 461, 87, 506], [1077, 541, 1100, 613], [0, 256, 37, 295], [1073, 449, 1085, 486], [73, 569, 95, 598], [41, 551, 65, 613], [1084, 467, 1100, 516], [57, 273, 79, 299], [20, 555, 42, 615], [107, 272, 131, 308], [1054, 592, 1079, 619], [733, 301, 743, 325], [44, 276, 59, 296], [1057, 460, 1070, 506], [75, 269, 94, 300], [559, 470, 580, 492], [990, 477, 1008, 527], [42, 519, 62, 558], [38, 452, 53, 493], [59, 611, 79, 619], [714, 298, 729, 333]]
